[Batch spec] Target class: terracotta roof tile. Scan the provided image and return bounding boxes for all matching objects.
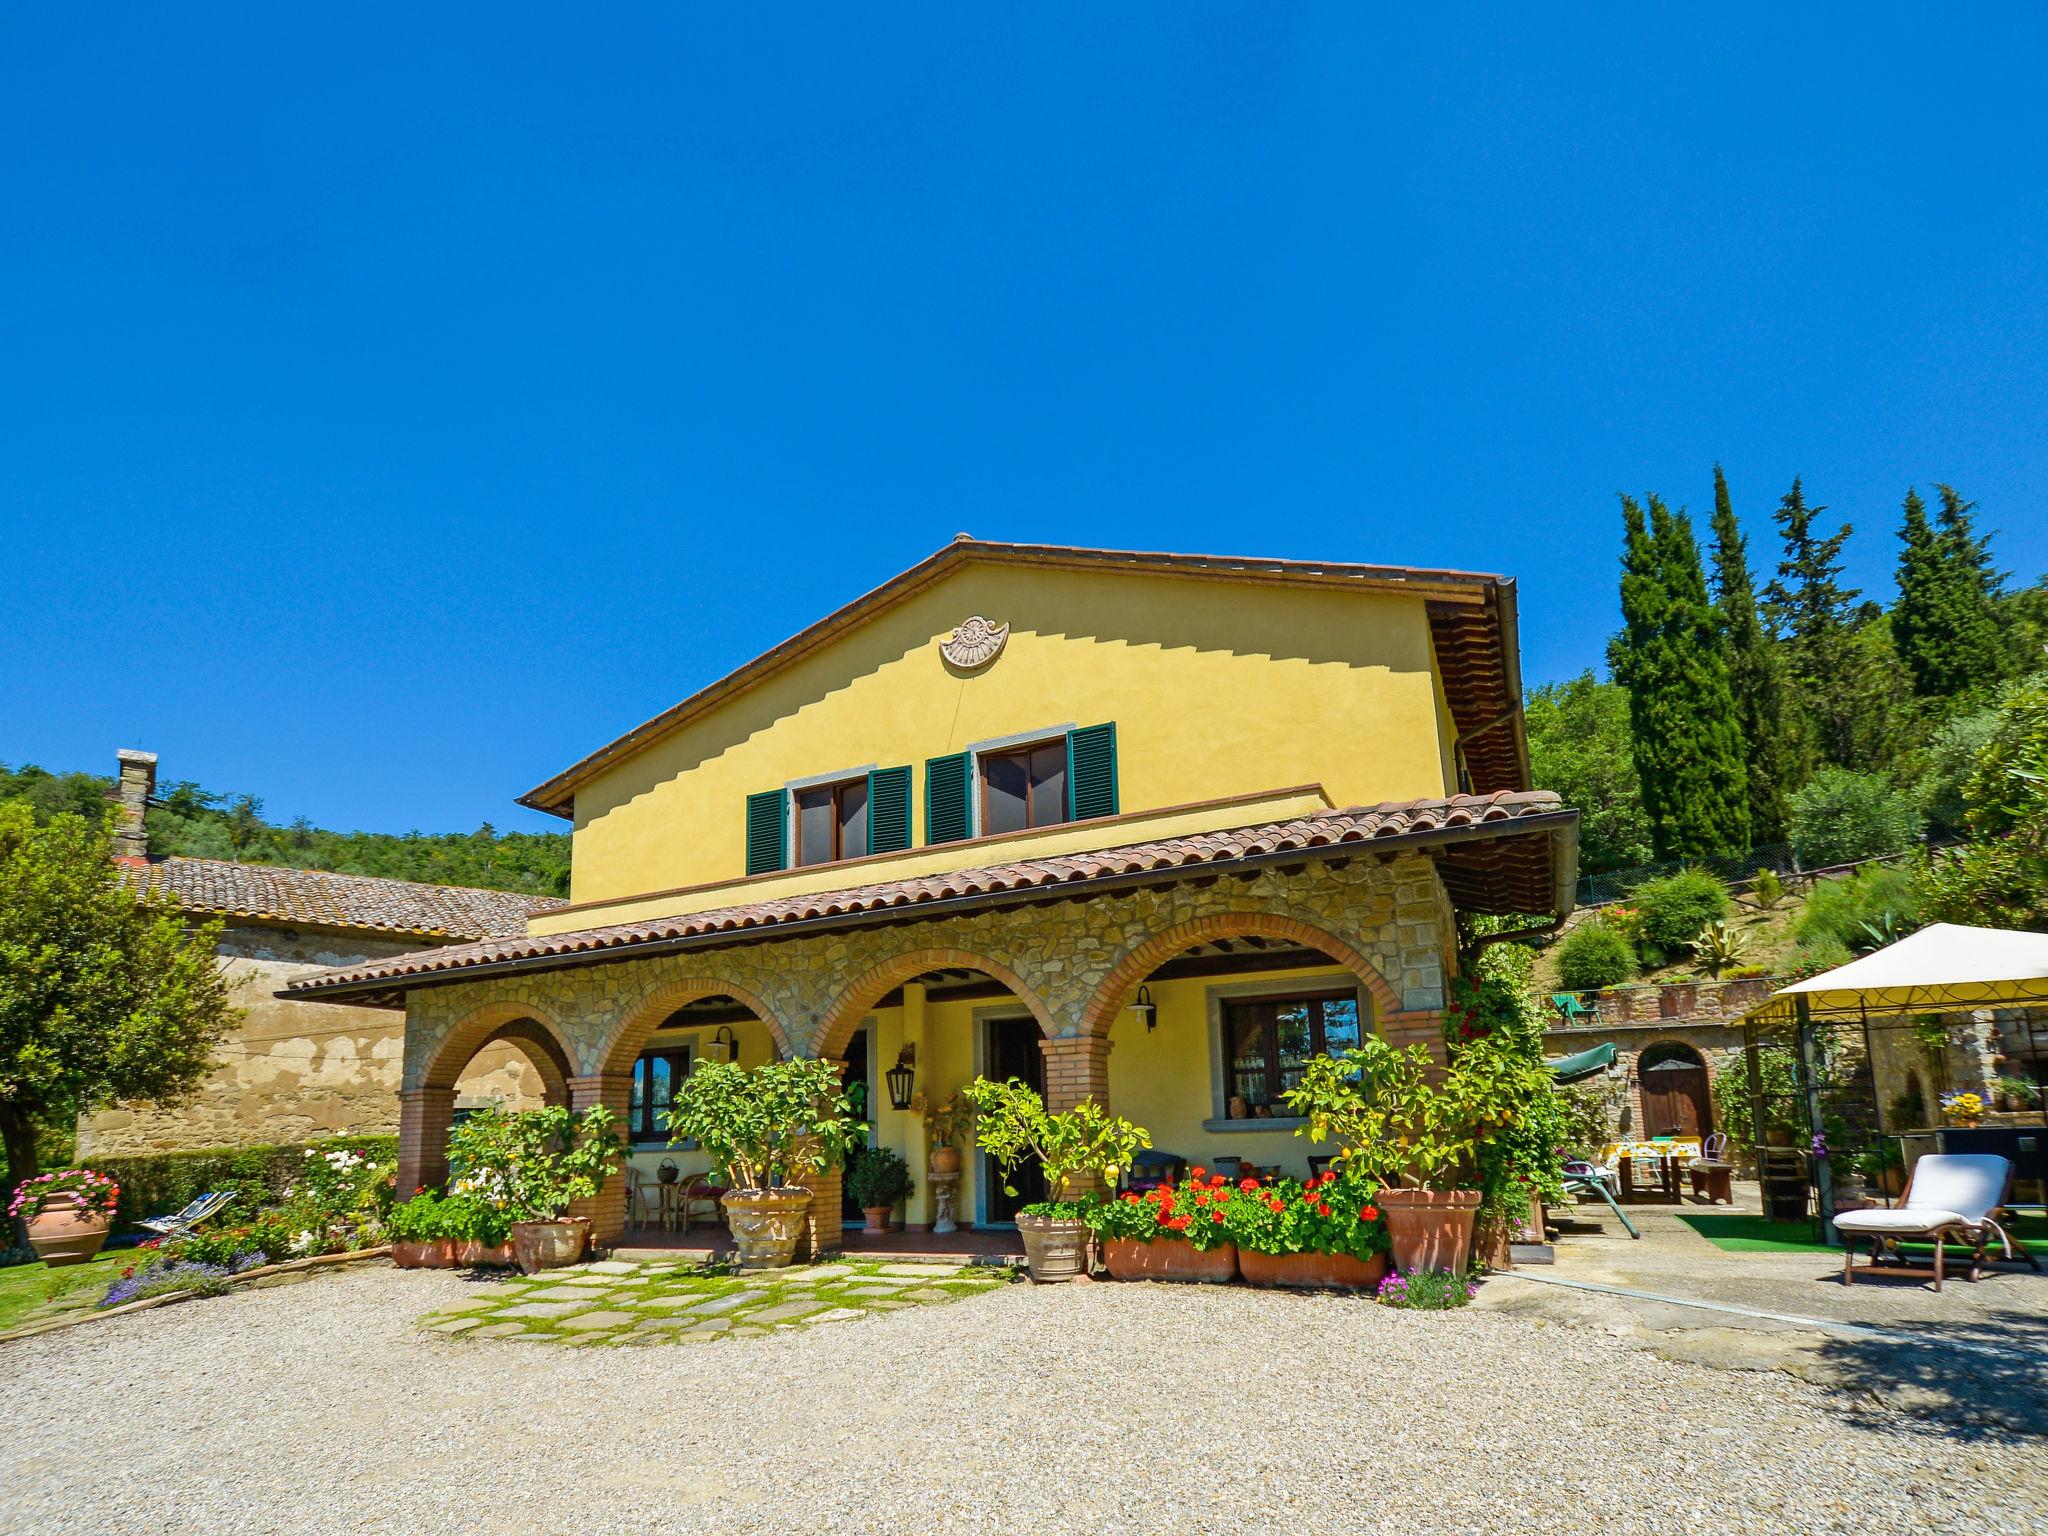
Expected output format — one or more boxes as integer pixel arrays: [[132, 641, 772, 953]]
[[284, 791, 1574, 1003], [128, 857, 565, 941]]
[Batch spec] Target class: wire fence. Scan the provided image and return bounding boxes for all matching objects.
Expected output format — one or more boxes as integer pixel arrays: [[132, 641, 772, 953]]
[[1574, 822, 1969, 908]]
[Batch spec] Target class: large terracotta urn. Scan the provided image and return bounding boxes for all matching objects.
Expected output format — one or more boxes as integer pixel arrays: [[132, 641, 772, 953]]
[[1015, 1211, 1090, 1283], [722, 1189, 812, 1269], [1376, 1188, 1480, 1276], [26, 1195, 112, 1268]]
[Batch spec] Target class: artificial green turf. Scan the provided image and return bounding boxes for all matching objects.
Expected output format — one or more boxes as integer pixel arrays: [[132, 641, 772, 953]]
[[1679, 1210, 2048, 1256]]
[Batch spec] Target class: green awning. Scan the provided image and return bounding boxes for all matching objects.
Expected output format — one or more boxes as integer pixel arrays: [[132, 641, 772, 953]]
[[1546, 1041, 1616, 1084]]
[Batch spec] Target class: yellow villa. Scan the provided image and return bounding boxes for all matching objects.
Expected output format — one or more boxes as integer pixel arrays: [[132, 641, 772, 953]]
[[282, 538, 1578, 1254]]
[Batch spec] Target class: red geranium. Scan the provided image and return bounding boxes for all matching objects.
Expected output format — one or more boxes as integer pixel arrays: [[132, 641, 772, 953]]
[[1239, 1177, 1259, 1192]]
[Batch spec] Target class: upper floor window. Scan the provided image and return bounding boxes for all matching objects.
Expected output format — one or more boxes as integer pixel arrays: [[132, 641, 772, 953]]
[[1222, 991, 1362, 1119], [796, 777, 870, 866], [628, 1045, 691, 1143], [980, 738, 1068, 836]]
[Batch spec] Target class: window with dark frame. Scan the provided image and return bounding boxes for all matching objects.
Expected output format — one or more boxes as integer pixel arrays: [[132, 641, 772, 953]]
[[978, 739, 1068, 836], [795, 777, 870, 867], [628, 1046, 692, 1142], [1222, 992, 1362, 1118]]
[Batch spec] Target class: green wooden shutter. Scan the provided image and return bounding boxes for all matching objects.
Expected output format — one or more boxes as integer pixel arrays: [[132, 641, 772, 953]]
[[1066, 722, 1119, 821], [925, 752, 971, 844], [868, 765, 912, 854], [744, 789, 787, 875]]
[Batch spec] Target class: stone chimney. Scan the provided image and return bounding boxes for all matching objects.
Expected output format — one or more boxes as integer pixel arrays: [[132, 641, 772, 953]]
[[113, 749, 157, 864]]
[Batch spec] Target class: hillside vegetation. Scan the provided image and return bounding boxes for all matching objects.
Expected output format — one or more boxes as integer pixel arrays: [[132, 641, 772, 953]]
[[0, 760, 570, 898]]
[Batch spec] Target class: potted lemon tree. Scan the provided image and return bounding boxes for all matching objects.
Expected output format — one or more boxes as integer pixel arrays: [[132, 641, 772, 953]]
[[666, 1057, 860, 1269], [960, 1077, 1148, 1283], [1285, 1034, 1541, 1277], [446, 1104, 624, 1274]]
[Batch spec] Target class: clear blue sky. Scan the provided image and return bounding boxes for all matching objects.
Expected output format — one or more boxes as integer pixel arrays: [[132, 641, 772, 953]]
[[5, 8, 2045, 834]]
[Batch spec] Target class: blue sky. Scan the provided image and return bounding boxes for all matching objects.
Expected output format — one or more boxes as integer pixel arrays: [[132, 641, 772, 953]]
[[5, 7, 2045, 833]]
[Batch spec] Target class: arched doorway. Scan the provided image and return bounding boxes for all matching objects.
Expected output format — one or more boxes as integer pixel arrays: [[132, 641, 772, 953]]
[[1638, 1041, 1712, 1138], [398, 1006, 577, 1197]]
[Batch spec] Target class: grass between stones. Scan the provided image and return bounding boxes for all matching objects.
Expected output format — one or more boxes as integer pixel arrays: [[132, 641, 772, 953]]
[[418, 1257, 1012, 1346]]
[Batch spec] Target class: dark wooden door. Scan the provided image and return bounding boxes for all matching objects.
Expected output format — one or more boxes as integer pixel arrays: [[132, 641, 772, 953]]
[[841, 1029, 871, 1221], [1641, 1061, 1711, 1137], [984, 1015, 1046, 1223]]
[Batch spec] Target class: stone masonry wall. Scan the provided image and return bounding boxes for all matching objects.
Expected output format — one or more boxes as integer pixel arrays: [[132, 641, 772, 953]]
[[77, 921, 544, 1158]]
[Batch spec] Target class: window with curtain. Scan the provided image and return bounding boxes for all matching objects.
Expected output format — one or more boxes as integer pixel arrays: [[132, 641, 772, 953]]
[[979, 739, 1068, 836], [628, 1046, 692, 1142], [1222, 992, 1361, 1118], [795, 777, 870, 866]]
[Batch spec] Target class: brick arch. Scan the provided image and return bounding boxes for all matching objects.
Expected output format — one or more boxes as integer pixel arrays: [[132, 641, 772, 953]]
[[1627, 1034, 1719, 1139], [420, 1001, 575, 1102], [598, 976, 794, 1077], [815, 947, 1055, 1060], [1078, 912, 1404, 1037]]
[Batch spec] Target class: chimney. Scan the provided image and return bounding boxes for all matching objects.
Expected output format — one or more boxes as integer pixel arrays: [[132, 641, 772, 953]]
[[113, 749, 157, 864]]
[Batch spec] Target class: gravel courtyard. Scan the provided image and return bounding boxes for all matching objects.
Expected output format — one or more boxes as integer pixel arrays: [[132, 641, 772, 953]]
[[4, 1263, 2041, 1536]]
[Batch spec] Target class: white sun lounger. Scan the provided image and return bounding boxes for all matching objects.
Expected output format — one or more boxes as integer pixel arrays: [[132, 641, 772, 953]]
[[135, 1190, 235, 1241], [1835, 1154, 2039, 1291]]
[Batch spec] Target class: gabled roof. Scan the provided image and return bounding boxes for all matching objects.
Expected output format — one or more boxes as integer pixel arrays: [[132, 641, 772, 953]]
[[283, 790, 1577, 1007], [127, 857, 566, 942], [518, 538, 1529, 818]]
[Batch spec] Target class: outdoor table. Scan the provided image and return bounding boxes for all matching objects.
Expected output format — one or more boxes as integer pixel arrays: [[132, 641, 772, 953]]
[[1619, 1152, 1680, 1202]]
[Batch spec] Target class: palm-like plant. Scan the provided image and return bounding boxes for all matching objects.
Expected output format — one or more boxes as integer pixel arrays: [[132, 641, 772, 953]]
[[1687, 918, 1752, 978]]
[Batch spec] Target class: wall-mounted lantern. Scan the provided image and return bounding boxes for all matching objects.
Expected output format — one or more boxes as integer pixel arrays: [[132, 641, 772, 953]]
[[1130, 985, 1158, 1033], [886, 1045, 917, 1111], [705, 1025, 738, 1065]]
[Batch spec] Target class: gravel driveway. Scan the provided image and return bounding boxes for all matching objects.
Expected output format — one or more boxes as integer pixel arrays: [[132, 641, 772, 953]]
[[4, 1264, 2040, 1535]]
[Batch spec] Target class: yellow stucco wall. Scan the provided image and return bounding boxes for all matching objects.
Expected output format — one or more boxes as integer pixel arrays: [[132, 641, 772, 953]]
[[562, 563, 1458, 910]]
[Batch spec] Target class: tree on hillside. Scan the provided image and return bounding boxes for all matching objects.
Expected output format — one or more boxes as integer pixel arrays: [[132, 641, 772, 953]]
[[1761, 478, 1865, 770], [1611, 494, 1751, 860], [1919, 667, 2048, 930], [0, 805, 238, 1214], [1894, 485, 2009, 702], [1525, 673, 1654, 874], [1707, 466, 1794, 844]]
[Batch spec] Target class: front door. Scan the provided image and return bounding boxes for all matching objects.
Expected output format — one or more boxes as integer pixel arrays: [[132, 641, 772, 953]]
[[983, 1015, 1046, 1223], [1641, 1060, 1711, 1137], [842, 1028, 871, 1223]]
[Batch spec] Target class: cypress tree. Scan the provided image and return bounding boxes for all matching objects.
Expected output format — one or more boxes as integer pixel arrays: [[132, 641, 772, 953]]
[[1612, 493, 1752, 861], [1893, 485, 2008, 700], [1707, 466, 1793, 844], [1761, 478, 1862, 769]]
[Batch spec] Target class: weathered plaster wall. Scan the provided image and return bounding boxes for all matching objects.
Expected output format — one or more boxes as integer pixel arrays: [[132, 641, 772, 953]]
[[76, 922, 543, 1158]]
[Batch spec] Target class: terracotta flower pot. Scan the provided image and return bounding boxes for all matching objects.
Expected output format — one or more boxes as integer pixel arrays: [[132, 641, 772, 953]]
[[510, 1218, 590, 1275], [1102, 1236, 1239, 1283], [1377, 1188, 1480, 1276], [456, 1239, 516, 1268], [25, 1195, 111, 1268], [1237, 1248, 1387, 1290], [392, 1237, 460, 1270], [722, 1188, 812, 1269], [929, 1146, 962, 1178], [1015, 1212, 1090, 1283], [862, 1205, 893, 1234]]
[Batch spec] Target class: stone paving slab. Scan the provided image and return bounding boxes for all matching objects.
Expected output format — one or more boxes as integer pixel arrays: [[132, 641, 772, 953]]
[[417, 1258, 1011, 1347]]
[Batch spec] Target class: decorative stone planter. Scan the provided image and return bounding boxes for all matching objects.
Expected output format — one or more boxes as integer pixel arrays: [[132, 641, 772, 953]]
[[1016, 1212, 1090, 1283], [1102, 1236, 1238, 1283], [1377, 1188, 1480, 1276], [392, 1237, 459, 1270], [722, 1189, 812, 1269], [1237, 1248, 1387, 1290], [25, 1195, 111, 1268], [510, 1218, 590, 1275]]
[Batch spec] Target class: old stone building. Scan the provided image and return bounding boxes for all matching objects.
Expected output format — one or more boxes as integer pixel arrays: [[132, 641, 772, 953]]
[[74, 750, 567, 1157]]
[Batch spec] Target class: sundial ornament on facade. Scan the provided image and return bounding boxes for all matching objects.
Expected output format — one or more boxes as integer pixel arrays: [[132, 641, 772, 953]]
[[941, 615, 1009, 670]]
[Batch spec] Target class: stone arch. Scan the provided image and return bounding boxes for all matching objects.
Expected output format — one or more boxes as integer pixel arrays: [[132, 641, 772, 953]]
[[420, 1000, 575, 1103], [1078, 911, 1405, 1037], [1637, 1036, 1713, 1078], [816, 946, 1056, 1060], [598, 975, 794, 1077]]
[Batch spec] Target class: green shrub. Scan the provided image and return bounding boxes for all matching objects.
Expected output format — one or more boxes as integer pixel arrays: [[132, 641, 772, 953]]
[[845, 1145, 915, 1210], [1629, 869, 1732, 954], [1556, 924, 1636, 990], [1796, 865, 1921, 955], [1749, 867, 1786, 911], [1788, 768, 1923, 867], [90, 1134, 398, 1229]]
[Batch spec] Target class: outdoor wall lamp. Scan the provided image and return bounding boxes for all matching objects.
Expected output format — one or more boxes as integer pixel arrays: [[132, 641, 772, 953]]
[[706, 1025, 738, 1065], [886, 1045, 917, 1111], [1130, 985, 1158, 1032]]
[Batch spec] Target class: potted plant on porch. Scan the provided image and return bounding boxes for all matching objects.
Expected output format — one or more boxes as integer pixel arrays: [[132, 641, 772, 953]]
[[1221, 1169, 1389, 1289], [1285, 1032, 1542, 1277], [446, 1104, 625, 1274], [1087, 1171, 1240, 1283], [846, 1144, 915, 1235], [9, 1169, 120, 1267], [665, 1057, 860, 1269], [960, 1076, 1149, 1283]]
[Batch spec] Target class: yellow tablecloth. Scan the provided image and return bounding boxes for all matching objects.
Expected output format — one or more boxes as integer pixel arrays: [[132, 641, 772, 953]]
[[1601, 1139, 1703, 1164]]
